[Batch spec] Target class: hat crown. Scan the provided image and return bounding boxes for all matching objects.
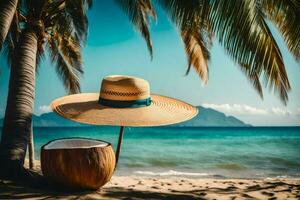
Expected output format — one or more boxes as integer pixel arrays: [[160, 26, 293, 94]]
[[100, 75, 150, 101]]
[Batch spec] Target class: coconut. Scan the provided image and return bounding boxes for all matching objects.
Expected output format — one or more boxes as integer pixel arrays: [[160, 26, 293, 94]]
[[41, 138, 115, 190]]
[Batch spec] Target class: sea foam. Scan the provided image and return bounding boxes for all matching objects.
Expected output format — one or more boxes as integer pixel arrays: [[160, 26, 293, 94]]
[[134, 170, 210, 177]]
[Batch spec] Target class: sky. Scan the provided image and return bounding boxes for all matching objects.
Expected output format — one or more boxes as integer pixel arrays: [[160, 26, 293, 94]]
[[0, 1, 300, 126]]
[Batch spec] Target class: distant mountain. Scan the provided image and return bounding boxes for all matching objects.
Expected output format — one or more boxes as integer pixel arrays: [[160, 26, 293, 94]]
[[0, 106, 250, 127], [0, 112, 86, 128], [32, 112, 87, 127], [173, 106, 250, 127]]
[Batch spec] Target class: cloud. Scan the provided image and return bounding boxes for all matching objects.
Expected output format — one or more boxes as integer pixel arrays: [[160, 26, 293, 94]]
[[38, 105, 51, 114], [271, 108, 292, 116], [202, 103, 268, 115], [202, 103, 298, 116]]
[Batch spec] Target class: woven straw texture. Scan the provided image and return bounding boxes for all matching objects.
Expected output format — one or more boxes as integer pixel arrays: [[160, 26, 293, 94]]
[[51, 75, 198, 127], [51, 93, 198, 127], [99, 75, 150, 101]]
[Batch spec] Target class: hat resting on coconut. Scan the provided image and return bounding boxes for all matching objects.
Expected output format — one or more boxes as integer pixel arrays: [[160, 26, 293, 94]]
[[51, 75, 198, 127]]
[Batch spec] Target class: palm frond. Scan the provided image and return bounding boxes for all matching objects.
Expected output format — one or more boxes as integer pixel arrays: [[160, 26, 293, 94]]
[[65, 0, 90, 43], [86, 0, 93, 8], [42, 0, 89, 93], [48, 35, 83, 94], [0, 0, 18, 51], [27, 0, 46, 18], [241, 64, 264, 98], [42, 0, 65, 27], [209, 0, 290, 104], [157, 0, 211, 83], [181, 28, 210, 83], [43, 0, 91, 44], [35, 41, 45, 69], [114, 0, 156, 59], [261, 0, 300, 61], [157, 0, 210, 30]]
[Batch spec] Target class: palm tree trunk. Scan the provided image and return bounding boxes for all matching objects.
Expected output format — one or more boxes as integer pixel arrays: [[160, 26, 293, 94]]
[[28, 124, 35, 169], [115, 126, 124, 168], [0, 28, 37, 177], [0, 0, 18, 50]]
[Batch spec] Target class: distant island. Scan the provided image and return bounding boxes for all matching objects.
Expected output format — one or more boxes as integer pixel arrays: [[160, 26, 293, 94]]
[[0, 106, 250, 127], [175, 106, 250, 127]]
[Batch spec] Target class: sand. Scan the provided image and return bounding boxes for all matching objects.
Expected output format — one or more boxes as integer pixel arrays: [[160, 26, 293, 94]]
[[1, 175, 300, 200], [0, 161, 299, 199]]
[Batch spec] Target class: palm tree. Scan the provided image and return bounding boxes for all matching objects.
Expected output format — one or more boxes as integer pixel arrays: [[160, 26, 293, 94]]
[[0, 0, 91, 177], [0, 0, 299, 178], [116, 0, 300, 104]]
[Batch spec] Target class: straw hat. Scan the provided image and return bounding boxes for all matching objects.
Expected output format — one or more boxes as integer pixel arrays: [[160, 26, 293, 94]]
[[51, 75, 198, 127]]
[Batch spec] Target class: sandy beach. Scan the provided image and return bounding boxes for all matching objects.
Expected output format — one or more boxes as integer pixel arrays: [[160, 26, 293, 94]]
[[1, 175, 300, 199], [105, 177, 300, 200], [0, 161, 299, 200], [1, 0, 300, 199]]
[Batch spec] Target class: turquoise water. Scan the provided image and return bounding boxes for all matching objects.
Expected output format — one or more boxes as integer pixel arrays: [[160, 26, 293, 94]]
[[5, 127, 300, 178]]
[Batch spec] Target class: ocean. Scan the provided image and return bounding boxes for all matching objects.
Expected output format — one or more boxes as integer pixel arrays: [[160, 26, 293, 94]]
[[4, 127, 300, 179]]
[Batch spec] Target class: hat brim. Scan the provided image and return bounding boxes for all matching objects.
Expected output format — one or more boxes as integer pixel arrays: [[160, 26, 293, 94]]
[[51, 93, 198, 127]]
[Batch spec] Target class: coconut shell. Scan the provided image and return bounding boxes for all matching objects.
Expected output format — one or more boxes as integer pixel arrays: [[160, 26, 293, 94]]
[[41, 138, 116, 190]]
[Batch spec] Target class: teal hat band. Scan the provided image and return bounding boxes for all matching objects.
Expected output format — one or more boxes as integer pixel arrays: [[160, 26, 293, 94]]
[[98, 97, 152, 108]]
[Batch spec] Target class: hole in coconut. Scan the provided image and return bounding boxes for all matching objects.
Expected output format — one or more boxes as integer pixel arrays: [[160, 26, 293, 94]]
[[44, 138, 109, 150]]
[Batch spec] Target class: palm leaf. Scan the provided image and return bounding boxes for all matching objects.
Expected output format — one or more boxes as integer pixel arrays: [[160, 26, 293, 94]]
[[261, 0, 300, 61], [157, 0, 211, 83], [65, 0, 90, 43], [43, 0, 91, 44], [181, 28, 210, 83], [42, 0, 90, 93], [157, 0, 210, 30], [241, 64, 264, 98], [48, 35, 83, 94], [209, 0, 290, 104], [114, 0, 156, 58], [36, 40, 45, 69]]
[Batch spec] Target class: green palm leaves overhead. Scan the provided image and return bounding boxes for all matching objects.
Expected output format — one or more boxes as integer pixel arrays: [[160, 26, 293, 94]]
[[157, 0, 212, 84], [210, 0, 290, 102], [1, 0, 299, 102], [43, 0, 91, 93], [117, 0, 300, 104], [114, 0, 156, 59], [0, 0, 92, 174], [262, 0, 300, 61], [0, 0, 91, 94]]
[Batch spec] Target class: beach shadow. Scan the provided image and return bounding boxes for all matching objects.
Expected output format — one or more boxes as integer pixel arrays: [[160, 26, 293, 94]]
[[0, 178, 202, 200], [245, 181, 300, 192], [1, 176, 300, 200], [0, 178, 92, 200]]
